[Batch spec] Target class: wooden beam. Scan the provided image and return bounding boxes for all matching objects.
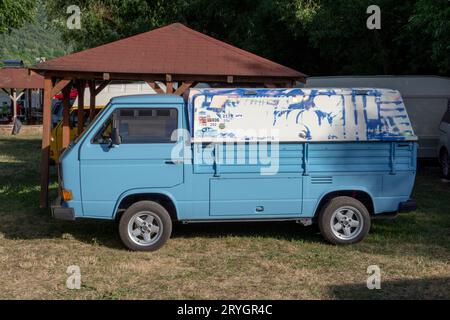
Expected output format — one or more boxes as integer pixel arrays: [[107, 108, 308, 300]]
[[166, 81, 174, 94], [16, 91, 25, 101], [40, 77, 53, 208], [1, 88, 9, 96], [88, 80, 96, 121], [51, 78, 72, 97], [76, 80, 86, 135], [146, 81, 164, 94], [174, 81, 194, 96], [61, 85, 72, 149], [38, 70, 304, 85], [94, 80, 111, 96]]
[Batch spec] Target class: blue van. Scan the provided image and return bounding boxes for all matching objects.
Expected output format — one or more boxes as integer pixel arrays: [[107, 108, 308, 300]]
[[52, 88, 417, 251]]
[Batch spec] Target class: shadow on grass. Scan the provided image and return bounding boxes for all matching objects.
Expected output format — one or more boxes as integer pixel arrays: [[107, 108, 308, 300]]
[[328, 277, 450, 300]]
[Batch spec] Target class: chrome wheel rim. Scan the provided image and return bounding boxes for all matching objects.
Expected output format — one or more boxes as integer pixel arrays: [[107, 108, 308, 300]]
[[127, 211, 163, 246], [330, 206, 363, 241]]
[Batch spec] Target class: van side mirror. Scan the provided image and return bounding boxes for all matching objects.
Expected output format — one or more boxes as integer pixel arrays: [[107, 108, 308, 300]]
[[111, 127, 122, 146]]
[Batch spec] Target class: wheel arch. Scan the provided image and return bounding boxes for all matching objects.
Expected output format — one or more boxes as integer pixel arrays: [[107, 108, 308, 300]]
[[113, 190, 179, 221], [313, 189, 375, 218]]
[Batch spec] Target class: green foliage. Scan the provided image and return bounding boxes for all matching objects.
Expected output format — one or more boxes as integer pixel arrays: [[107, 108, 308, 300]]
[[408, 0, 450, 74], [44, 0, 184, 51], [4, 0, 449, 75], [0, 2, 72, 66], [0, 0, 36, 33]]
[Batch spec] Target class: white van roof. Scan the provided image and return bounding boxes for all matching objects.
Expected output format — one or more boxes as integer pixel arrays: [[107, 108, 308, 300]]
[[188, 88, 417, 142]]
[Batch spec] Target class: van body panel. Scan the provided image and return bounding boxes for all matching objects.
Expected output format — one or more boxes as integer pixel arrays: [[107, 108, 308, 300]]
[[56, 90, 417, 223]]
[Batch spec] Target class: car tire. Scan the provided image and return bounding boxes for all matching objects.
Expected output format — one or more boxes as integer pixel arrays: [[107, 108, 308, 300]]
[[440, 149, 450, 180], [119, 201, 172, 251], [318, 196, 371, 245]]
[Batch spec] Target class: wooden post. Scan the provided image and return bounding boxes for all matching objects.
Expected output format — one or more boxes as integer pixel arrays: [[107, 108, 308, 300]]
[[62, 85, 71, 149], [40, 77, 53, 208], [76, 80, 85, 135], [11, 88, 17, 123], [27, 89, 32, 123], [89, 80, 96, 121]]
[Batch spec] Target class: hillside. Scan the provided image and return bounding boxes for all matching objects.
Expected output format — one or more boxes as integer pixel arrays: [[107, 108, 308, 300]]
[[0, 4, 72, 67]]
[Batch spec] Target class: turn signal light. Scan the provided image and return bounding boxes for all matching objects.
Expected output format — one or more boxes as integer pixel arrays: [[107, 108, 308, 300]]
[[61, 189, 73, 201]]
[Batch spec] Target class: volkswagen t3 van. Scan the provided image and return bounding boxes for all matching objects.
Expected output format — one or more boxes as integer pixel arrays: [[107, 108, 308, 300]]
[[52, 88, 417, 251]]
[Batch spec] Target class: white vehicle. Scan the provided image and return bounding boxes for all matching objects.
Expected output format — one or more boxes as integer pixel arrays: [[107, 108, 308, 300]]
[[438, 101, 450, 179], [302, 76, 450, 159], [73, 81, 157, 107]]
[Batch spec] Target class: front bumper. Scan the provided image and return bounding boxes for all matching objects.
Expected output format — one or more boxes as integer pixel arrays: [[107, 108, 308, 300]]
[[398, 199, 417, 213], [51, 197, 75, 221]]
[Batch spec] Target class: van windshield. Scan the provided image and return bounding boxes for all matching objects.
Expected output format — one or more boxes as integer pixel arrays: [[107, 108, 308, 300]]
[[73, 104, 109, 145]]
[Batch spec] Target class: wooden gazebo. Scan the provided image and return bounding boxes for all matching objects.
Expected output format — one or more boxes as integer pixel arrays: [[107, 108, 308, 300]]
[[0, 67, 44, 125], [32, 23, 307, 208]]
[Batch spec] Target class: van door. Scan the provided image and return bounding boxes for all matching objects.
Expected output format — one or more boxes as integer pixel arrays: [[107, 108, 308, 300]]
[[79, 106, 183, 217], [195, 143, 304, 217]]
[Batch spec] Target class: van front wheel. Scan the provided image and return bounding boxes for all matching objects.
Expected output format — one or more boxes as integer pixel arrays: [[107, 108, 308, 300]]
[[119, 201, 172, 251], [318, 196, 371, 245]]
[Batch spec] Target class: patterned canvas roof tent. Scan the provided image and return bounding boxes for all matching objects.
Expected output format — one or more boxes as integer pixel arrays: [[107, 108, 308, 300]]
[[188, 88, 417, 142], [32, 23, 307, 208]]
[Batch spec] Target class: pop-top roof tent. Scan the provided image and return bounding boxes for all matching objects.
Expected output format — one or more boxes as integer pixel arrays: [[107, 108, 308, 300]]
[[32, 23, 307, 207], [188, 88, 416, 142], [302, 76, 450, 158]]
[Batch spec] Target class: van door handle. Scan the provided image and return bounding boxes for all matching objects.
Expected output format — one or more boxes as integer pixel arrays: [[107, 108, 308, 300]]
[[165, 160, 183, 165]]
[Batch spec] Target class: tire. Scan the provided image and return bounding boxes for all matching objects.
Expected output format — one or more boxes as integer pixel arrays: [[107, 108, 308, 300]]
[[440, 149, 450, 180], [318, 196, 371, 245], [119, 201, 172, 251]]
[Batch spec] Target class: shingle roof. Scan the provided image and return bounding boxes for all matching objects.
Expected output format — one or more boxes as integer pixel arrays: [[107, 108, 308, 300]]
[[0, 68, 44, 89], [33, 23, 306, 80]]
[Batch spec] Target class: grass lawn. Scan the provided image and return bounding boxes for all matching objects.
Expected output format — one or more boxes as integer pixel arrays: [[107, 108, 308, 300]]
[[0, 134, 449, 300]]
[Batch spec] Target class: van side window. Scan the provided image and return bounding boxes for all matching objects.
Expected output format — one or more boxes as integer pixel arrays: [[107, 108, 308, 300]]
[[116, 108, 178, 144]]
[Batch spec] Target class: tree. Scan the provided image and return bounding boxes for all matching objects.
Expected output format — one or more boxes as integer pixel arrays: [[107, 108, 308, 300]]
[[44, 0, 185, 51], [42, 0, 449, 76], [0, 0, 37, 33], [407, 0, 450, 74]]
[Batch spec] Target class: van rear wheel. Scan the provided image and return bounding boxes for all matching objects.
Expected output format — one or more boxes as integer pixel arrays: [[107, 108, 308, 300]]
[[119, 201, 172, 251], [318, 196, 371, 245]]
